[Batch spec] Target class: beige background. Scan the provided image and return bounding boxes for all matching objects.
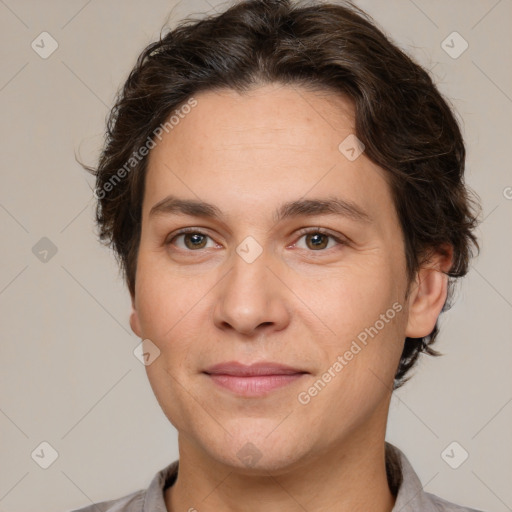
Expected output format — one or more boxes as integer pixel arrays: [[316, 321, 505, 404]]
[[1, 0, 511, 511]]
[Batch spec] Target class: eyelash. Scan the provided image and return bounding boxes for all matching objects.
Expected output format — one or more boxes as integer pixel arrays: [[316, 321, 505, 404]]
[[166, 227, 348, 252]]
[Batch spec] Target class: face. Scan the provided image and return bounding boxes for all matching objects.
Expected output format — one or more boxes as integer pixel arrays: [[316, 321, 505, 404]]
[[130, 83, 436, 473]]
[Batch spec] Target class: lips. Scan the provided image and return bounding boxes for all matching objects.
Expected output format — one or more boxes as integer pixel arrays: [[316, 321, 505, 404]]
[[204, 361, 307, 376], [203, 361, 308, 396]]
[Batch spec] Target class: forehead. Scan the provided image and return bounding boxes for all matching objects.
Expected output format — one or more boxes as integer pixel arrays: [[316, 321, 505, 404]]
[[143, 83, 393, 224], [161, 83, 356, 154]]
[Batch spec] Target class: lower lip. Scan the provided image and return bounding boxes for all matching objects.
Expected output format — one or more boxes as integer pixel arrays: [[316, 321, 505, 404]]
[[206, 373, 305, 396]]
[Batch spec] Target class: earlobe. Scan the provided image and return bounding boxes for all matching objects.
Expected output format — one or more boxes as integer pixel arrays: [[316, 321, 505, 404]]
[[405, 248, 453, 339], [129, 296, 142, 338]]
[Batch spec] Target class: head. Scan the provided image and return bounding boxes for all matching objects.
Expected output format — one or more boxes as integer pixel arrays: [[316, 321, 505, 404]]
[[86, 0, 479, 471]]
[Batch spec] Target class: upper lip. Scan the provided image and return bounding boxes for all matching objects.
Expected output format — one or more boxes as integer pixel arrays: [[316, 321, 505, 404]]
[[204, 361, 307, 376]]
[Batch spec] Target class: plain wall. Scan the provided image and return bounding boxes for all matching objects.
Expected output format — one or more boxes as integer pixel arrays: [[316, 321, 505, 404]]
[[0, 1, 511, 511]]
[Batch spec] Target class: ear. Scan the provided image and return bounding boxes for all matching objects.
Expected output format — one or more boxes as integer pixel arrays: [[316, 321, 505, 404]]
[[405, 246, 453, 338], [129, 293, 143, 338]]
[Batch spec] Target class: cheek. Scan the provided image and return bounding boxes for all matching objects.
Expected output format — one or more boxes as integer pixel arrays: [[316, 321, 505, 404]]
[[313, 263, 402, 334], [135, 258, 191, 339], [134, 261, 211, 379], [315, 267, 406, 384]]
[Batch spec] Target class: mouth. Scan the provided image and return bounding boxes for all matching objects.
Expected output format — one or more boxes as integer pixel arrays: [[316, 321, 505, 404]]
[[203, 361, 308, 397]]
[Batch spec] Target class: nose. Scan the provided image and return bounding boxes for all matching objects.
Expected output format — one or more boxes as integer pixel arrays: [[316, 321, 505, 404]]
[[212, 248, 291, 338]]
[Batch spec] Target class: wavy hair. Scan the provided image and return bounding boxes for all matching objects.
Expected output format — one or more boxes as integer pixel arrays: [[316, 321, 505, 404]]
[[84, 0, 480, 387]]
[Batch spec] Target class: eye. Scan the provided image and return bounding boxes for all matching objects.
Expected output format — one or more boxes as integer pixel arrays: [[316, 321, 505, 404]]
[[167, 228, 219, 251], [166, 227, 347, 253], [293, 228, 346, 251]]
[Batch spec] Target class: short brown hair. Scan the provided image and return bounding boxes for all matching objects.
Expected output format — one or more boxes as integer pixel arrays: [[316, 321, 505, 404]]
[[85, 0, 480, 387]]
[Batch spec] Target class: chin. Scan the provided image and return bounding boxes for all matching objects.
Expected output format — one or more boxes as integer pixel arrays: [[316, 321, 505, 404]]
[[198, 420, 313, 474]]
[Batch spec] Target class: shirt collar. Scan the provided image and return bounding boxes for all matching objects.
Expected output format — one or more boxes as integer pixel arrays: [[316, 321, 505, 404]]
[[387, 443, 439, 511]]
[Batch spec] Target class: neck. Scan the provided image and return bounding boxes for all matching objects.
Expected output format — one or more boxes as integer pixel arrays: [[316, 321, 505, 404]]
[[165, 433, 395, 512]]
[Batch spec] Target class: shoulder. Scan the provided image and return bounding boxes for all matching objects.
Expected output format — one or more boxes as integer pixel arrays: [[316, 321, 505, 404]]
[[386, 443, 487, 512], [68, 459, 179, 512], [68, 489, 145, 512], [424, 491, 486, 512]]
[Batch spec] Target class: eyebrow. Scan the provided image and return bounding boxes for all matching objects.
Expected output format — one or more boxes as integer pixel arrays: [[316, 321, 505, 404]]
[[149, 195, 371, 224]]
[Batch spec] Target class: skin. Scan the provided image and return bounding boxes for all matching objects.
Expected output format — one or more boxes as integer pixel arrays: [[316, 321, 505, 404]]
[[129, 83, 452, 512]]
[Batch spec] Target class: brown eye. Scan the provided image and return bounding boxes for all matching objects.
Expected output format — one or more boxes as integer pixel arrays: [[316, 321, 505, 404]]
[[183, 233, 208, 249], [167, 230, 217, 251], [294, 229, 345, 252], [305, 233, 329, 250]]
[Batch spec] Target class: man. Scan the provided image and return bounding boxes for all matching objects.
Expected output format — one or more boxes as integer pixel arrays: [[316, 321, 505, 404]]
[[76, 0, 481, 510]]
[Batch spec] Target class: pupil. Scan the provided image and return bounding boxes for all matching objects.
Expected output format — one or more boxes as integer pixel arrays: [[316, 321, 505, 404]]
[[309, 233, 327, 249], [186, 233, 206, 249]]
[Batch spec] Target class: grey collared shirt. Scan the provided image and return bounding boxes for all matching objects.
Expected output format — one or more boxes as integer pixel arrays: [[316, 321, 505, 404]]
[[70, 443, 484, 512]]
